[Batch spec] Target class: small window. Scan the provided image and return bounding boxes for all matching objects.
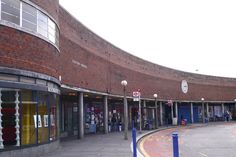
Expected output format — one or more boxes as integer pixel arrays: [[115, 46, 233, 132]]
[[22, 2, 37, 32], [37, 11, 48, 38], [1, 0, 20, 25]]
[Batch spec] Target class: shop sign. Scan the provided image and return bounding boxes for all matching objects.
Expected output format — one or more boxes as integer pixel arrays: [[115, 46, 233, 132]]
[[48, 87, 60, 94], [133, 91, 140, 101]]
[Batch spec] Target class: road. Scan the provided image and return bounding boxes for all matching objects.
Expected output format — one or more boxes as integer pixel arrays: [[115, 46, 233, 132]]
[[138, 122, 236, 157]]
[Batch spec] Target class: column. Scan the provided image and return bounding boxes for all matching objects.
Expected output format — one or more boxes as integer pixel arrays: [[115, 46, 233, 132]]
[[155, 99, 158, 129], [171, 102, 174, 125], [202, 101, 205, 123], [0, 90, 3, 149], [103, 96, 108, 134], [78, 92, 84, 139], [15, 91, 20, 146], [175, 102, 178, 124], [206, 103, 209, 122], [191, 102, 194, 123], [143, 100, 146, 129], [222, 103, 224, 120], [160, 102, 163, 126], [139, 99, 142, 133]]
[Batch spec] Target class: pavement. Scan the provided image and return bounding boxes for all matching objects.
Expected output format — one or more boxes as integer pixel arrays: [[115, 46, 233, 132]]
[[40, 122, 236, 157], [41, 130, 149, 157]]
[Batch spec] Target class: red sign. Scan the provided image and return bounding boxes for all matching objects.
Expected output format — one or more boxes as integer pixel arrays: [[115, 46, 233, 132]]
[[133, 91, 141, 101]]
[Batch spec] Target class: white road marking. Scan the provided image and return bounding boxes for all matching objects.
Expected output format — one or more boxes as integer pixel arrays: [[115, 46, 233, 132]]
[[199, 152, 208, 157]]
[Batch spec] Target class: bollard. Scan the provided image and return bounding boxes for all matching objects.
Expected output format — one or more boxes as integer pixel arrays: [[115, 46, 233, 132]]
[[172, 132, 179, 157], [132, 121, 137, 157]]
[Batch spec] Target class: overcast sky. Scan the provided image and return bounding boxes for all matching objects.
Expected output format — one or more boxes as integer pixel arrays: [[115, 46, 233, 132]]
[[60, 0, 236, 78]]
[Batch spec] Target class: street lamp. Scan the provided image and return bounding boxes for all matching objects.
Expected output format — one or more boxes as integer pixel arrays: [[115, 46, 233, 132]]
[[201, 98, 205, 123], [153, 94, 158, 129], [121, 80, 128, 140]]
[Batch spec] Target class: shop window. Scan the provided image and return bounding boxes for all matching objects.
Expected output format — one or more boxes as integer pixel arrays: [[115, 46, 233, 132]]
[[1, 90, 18, 148], [1, 0, 20, 25], [49, 94, 58, 141], [21, 90, 37, 145], [37, 11, 48, 38], [38, 92, 49, 144], [22, 2, 37, 32]]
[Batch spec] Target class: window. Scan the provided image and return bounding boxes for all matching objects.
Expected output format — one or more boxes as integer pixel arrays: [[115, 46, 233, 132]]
[[0, 0, 59, 48], [37, 11, 48, 38], [22, 3, 37, 32], [21, 90, 37, 145], [38, 92, 49, 144], [49, 94, 58, 141], [48, 18, 56, 44], [1, 0, 20, 25]]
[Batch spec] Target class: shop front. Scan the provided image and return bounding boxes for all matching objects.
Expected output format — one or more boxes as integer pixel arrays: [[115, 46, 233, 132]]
[[0, 69, 60, 157], [0, 89, 59, 150], [84, 95, 104, 134], [108, 98, 123, 132], [60, 93, 78, 138]]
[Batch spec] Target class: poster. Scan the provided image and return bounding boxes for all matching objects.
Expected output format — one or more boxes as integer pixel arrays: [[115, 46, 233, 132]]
[[50, 114, 55, 126], [44, 115, 49, 127], [34, 115, 42, 128]]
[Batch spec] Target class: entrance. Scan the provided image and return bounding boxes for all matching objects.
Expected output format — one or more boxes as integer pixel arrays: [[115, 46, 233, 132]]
[[64, 103, 78, 136]]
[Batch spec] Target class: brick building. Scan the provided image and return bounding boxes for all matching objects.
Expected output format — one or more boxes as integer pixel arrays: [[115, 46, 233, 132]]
[[0, 0, 236, 156]]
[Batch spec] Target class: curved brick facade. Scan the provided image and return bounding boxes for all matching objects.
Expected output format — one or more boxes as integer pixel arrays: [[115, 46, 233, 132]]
[[58, 6, 236, 101], [1, 1, 236, 101], [30, 0, 59, 24], [0, 26, 60, 78]]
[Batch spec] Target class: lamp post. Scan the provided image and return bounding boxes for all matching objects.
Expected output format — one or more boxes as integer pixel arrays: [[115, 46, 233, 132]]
[[121, 80, 128, 140], [153, 94, 158, 129], [201, 98, 205, 123]]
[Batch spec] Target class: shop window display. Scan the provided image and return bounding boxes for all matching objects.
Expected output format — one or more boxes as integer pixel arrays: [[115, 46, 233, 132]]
[[85, 103, 104, 134], [0, 88, 59, 150], [21, 90, 37, 145], [108, 103, 123, 132], [1, 90, 18, 148], [49, 94, 58, 141], [38, 92, 49, 143]]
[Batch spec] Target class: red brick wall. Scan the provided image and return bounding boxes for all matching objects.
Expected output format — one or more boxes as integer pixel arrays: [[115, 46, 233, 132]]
[[0, 26, 60, 78], [1, 3, 236, 102], [58, 7, 236, 101]]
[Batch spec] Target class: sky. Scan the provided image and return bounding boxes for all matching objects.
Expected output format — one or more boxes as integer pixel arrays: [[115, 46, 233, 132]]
[[59, 0, 236, 78]]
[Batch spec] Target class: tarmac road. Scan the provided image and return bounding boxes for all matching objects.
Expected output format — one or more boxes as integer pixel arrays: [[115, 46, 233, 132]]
[[139, 122, 236, 157]]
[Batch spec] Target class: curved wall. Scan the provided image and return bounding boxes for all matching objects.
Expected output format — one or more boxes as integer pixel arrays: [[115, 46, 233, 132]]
[[30, 0, 59, 24], [59, 6, 236, 101], [0, 0, 60, 79]]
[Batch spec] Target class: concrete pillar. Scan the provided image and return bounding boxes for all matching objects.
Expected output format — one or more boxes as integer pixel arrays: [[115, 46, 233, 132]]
[[78, 92, 84, 139], [206, 103, 209, 120], [103, 96, 108, 134], [139, 99, 142, 133], [175, 102, 178, 118], [143, 100, 146, 123], [171, 102, 174, 124], [160, 102, 163, 126], [191, 102, 194, 123], [202, 101, 205, 123], [222, 103, 224, 118], [155, 99, 158, 129]]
